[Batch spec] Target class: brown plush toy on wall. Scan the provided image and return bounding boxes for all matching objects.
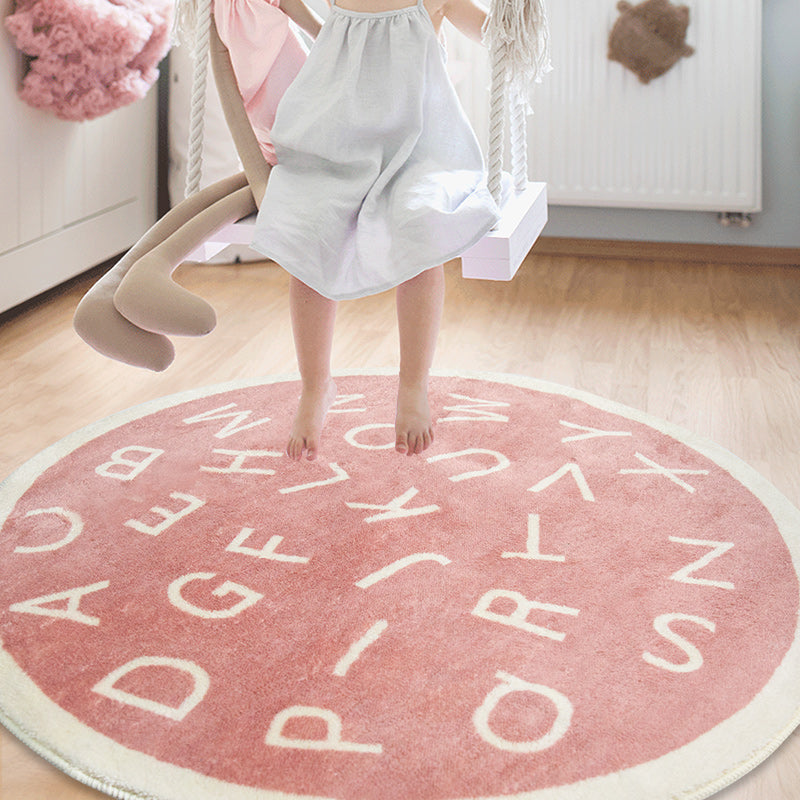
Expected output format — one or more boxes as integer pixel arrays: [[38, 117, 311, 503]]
[[608, 0, 694, 84]]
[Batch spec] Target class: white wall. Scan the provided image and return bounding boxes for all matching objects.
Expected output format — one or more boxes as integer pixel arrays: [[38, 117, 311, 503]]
[[544, 0, 800, 248], [1, 2, 158, 311]]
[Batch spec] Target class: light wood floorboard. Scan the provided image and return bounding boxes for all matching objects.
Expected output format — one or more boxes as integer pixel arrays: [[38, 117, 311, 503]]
[[1, 251, 800, 799]]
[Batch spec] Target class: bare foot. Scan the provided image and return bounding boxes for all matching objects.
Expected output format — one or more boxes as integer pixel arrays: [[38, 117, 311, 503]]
[[395, 381, 434, 456], [287, 379, 337, 461]]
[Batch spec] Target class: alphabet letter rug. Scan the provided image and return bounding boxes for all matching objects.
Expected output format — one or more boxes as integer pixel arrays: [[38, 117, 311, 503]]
[[1, 372, 799, 800]]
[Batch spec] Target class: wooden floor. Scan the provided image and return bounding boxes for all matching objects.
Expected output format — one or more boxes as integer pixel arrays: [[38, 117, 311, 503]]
[[2, 248, 800, 799]]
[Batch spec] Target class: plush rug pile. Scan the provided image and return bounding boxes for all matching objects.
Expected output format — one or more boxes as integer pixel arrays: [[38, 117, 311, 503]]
[[1, 372, 799, 800]]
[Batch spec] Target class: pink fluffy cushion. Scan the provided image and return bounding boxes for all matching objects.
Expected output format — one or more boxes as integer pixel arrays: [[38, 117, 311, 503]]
[[5, 0, 173, 121]]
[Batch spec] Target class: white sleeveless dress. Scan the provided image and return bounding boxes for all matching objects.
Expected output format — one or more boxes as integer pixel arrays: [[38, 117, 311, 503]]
[[250, 0, 500, 301]]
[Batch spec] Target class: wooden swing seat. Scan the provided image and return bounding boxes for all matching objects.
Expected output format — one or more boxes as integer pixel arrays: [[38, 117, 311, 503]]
[[461, 181, 547, 280], [193, 180, 547, 281]]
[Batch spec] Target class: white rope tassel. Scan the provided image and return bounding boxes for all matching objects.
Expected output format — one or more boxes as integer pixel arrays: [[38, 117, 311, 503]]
[[509, 94, 527, 193], [487, 36, 507, 204], [184, 0, 214, 198], [483, 0, 552, 94]]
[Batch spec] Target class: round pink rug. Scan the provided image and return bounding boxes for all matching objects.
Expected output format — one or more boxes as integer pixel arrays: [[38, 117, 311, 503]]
[[1, 372, 799, 800]]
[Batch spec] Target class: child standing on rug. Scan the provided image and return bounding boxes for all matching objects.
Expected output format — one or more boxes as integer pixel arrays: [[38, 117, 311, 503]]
[[251, 0, 500, 461]]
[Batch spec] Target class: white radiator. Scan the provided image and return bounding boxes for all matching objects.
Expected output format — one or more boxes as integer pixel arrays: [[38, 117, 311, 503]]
[[449, 0, 762, 212]]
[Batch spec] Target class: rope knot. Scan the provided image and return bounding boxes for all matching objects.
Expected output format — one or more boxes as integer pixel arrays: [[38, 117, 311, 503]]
[[482, 0, 552, 97]]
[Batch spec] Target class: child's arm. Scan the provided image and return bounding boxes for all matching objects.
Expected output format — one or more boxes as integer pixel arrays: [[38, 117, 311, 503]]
[[278, 0, 326, 38], [442, 0, 489, 44]]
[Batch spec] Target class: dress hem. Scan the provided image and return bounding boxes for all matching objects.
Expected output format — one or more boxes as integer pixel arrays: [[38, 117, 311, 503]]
[[250, 213, 499, 302]]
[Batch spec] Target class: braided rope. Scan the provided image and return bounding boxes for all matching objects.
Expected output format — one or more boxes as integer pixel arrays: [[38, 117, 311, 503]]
[[487, 37, 507, 204], [184, 0, 214, 198], [484, 0, 551, 204], [509, 93, 527, 193]]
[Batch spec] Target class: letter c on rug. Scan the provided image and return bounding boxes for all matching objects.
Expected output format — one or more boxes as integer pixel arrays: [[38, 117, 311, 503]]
[[92, 656, 210, 721], [14, 507, 83, 553]]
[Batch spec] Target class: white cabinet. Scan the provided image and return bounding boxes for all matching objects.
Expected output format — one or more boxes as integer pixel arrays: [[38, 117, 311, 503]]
[[1, 6, 158, 313]]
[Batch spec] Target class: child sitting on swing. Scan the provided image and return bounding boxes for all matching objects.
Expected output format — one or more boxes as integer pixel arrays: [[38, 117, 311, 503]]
[[251, 0, 500, 460]]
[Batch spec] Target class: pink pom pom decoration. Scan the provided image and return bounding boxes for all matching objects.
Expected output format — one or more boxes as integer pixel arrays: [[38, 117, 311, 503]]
[[5, 0, 173, 121]]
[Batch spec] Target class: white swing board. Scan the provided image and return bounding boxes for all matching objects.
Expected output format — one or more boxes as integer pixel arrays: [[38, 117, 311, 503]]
[[460, 181, 547, 281], [191, 181, 547, 278], [188, 215, 258, 262]]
